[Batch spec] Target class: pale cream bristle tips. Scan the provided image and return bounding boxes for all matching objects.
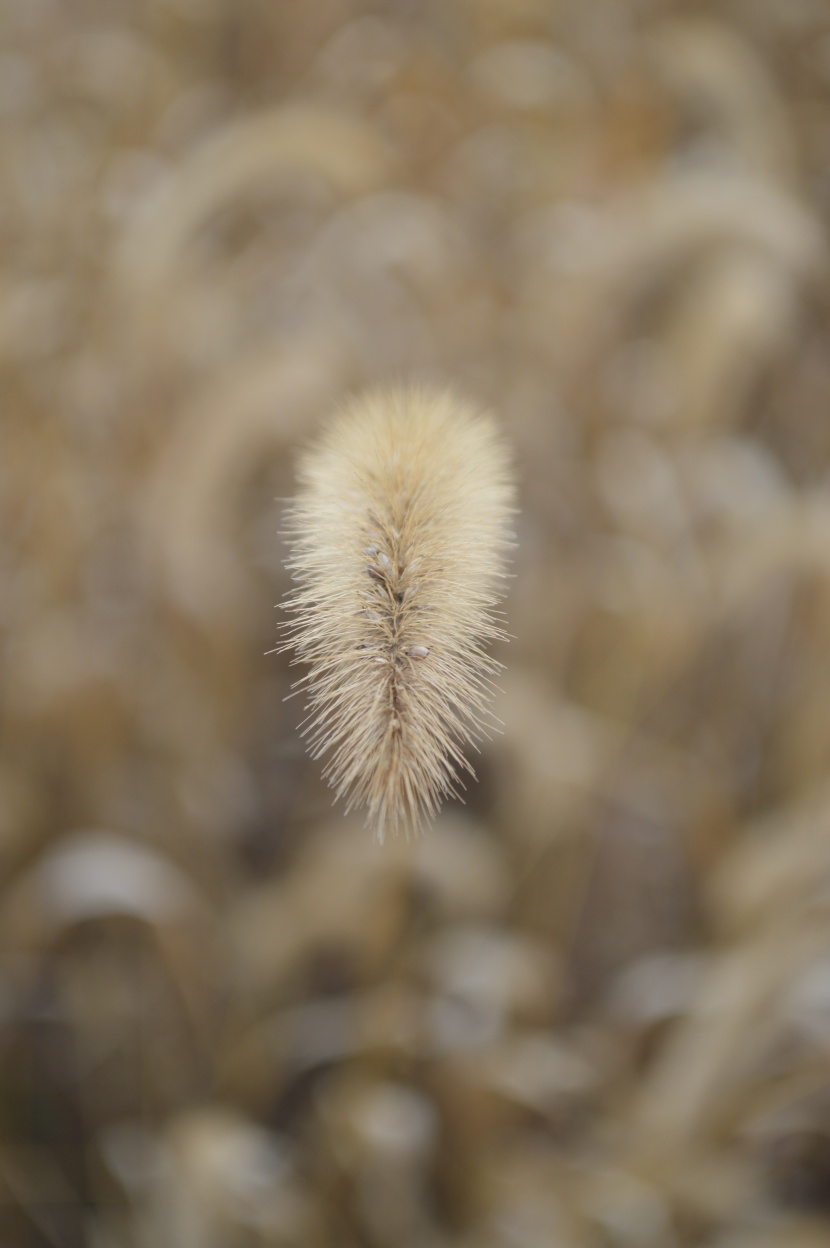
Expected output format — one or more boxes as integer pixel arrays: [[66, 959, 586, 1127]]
[[280, 386, 516, 841]]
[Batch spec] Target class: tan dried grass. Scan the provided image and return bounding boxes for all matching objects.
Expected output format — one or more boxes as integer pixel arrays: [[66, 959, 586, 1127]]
[[281, 386, 515, 839]]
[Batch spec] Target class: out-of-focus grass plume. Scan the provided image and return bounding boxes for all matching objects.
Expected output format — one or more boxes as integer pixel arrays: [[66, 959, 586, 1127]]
[[3, 0, 830, 1244]]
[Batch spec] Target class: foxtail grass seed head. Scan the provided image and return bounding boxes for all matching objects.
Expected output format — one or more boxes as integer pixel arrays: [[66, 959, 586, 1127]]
[[280, 386, 515, 841]]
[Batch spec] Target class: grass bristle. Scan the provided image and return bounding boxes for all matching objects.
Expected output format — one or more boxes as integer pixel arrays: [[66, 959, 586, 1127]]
[[280, 386, 515, 840]]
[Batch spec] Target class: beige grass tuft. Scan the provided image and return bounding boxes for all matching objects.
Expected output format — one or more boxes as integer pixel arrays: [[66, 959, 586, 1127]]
[[281, 386, 515, 840]]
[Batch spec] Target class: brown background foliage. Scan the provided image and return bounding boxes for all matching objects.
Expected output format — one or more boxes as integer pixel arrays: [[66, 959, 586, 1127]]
[[3, 0, 830, 1244]]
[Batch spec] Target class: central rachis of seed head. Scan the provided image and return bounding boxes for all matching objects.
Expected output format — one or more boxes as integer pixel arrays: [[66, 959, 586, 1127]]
[[281, 386, 515, 840]]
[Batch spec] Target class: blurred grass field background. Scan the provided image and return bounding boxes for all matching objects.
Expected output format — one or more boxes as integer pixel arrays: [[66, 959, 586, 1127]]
[[3, 0, 830, 1244]]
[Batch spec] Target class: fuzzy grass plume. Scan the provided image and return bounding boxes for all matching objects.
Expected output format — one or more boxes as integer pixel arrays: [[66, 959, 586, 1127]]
[[281, 386, 515, 840]]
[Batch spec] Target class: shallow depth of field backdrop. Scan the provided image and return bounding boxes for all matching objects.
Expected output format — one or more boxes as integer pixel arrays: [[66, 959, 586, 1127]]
[[3, 1, 830, 1245]]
